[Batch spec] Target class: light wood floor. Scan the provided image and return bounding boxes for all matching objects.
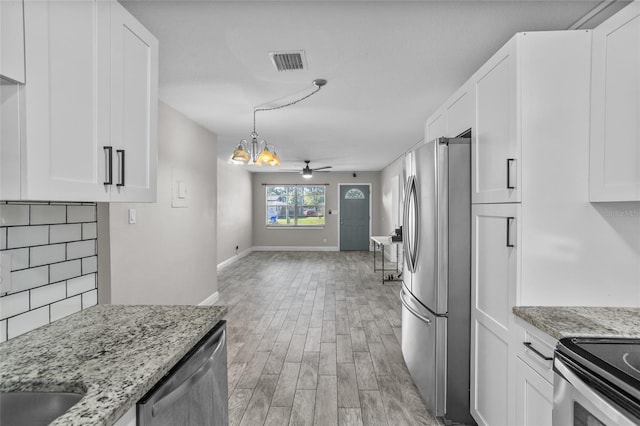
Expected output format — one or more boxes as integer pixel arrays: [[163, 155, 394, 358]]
[[217, 251, 439, 426]]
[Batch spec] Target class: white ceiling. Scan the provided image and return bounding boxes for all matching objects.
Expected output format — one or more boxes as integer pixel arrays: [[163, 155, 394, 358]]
[[121, 0, 623, 173]]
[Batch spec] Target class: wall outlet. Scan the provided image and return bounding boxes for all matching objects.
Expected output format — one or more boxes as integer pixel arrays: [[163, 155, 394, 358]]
[[0, 252, 13, 294]]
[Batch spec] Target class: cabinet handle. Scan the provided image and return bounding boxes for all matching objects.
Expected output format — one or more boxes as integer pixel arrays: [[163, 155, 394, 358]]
[[506, 217, 515, 248], [523, 341, 553, 361], [506, 158, 516, 189], [116, 149, 125, 187], [103, 146, 113, 185]]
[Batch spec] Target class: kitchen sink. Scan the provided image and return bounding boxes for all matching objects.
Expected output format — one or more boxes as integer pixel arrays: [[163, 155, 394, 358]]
[[0, 391, 84, 426]]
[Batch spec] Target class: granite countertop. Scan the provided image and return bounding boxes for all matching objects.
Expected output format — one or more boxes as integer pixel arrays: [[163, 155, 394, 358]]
[[513, 306, 640, 340], [0, 304, 227, 426]]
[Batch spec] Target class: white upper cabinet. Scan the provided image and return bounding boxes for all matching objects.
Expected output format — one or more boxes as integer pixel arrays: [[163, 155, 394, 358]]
[[0, 0, 26, 83], [590, 1, 640, 202], [109, 1, 158, 202], [445, 81, 474, 138], [20, 0, 108, 201], [473, 40, 518, 204], [1, 0, 157, 203], [425, 109, 446, 142]]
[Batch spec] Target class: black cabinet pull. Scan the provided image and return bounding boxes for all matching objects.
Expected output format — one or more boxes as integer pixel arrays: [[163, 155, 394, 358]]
[[506, 217, 515, 248], [507, 158, 516, 189], [523, 341, 553, 361], [103, 146, 113, 185], [117, 149, 125, 187]]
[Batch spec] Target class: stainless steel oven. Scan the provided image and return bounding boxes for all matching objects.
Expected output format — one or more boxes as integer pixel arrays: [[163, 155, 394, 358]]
[[553, 337, 640, 426]]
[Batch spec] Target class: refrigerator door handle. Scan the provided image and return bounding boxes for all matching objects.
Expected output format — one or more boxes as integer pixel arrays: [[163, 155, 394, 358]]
[[410, 175, 420, 270], [400, 287, 432, 325], [403, 176, 416, 272]]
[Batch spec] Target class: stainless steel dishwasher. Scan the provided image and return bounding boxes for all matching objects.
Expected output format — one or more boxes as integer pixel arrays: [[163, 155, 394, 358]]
[[137, 320, 228, 426]]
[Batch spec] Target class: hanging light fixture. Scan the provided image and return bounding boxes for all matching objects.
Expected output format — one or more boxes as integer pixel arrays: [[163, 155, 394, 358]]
[[231, 79, 327, 166]]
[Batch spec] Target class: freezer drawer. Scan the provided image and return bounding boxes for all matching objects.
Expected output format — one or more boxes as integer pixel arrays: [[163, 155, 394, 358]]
[[137, 321, 228, 426], [400, 285, 446, 417]]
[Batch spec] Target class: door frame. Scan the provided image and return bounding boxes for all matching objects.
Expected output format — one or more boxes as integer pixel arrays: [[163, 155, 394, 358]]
[[337, 183, 372, 251]]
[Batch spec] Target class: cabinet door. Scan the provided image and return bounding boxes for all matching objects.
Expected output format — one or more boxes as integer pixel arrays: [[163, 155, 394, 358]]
[[425, 109, 446, 143], [590, 1, 640, 201], [109, 1, 158, 203], [21, 0, 109, 201], [473, 39, 519, 204], [0, 0, 25, 83], [446, 81, 474, 138], [471, 203, 519, 426], [515, 357, 553, 426]]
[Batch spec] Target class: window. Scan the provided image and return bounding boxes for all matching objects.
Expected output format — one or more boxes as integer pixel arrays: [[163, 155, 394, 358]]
[[266, 185, 325, 226], [344, 188, 365, 199]]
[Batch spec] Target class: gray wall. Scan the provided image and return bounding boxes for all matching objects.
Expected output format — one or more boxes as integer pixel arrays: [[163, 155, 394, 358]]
[[380, 156, 404, 236], [217, 159, 252, 266], [98, 102, 218, 305], [251, 171, 381, 249]]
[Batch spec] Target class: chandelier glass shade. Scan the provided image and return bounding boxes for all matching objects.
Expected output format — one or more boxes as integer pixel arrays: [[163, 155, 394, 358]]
[[231, 79, 326, 167], [231, 132, 281, 166]]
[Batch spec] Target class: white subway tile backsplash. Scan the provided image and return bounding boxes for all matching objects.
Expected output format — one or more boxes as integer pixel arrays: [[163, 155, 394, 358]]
[[31, 282, 66, 308], [8, 306, 49, 338], [0, 292, 29, 320], [11, 266, 49, 292], [50, 260, 81, 283], [30, 244, 65, 267], [5, 248, 29, 270], [67, 206, 96, 223], [7, 226, 49, 248], [0, 204, 29, 226], [1, 202, 97, 341], [67, 274, 95, 296], [82, 256, 98, 274], [50, 296, 81, 322], [82, 222, 97, 240], [67, 240, 96, 260], [81, 290, 97, 309], [31, 204, 66, 225], [50, 224, 82, 243]]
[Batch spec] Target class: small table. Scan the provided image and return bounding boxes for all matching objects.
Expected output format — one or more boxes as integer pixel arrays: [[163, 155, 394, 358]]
[[370, 236, 403, 284]]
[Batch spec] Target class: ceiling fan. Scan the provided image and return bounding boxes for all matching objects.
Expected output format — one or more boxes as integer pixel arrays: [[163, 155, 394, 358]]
[[301, 160, 332, 179]]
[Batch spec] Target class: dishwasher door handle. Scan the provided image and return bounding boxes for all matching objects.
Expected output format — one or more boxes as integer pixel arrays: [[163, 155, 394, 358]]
[[151, 330, 226, 417]]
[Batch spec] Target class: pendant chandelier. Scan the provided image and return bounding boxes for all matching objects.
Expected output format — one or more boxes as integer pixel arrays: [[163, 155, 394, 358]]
[[231, 79, 327, 166]]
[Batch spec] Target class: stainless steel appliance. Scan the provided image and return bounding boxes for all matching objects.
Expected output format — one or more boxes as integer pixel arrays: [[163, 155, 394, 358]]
[[401, 136, 473, 424], [137, 320, 228, 426], [553, 337, 640, 426]]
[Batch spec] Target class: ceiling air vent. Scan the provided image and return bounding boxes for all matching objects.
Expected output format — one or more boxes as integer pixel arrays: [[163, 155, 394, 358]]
[[269, 51, 307, 72]]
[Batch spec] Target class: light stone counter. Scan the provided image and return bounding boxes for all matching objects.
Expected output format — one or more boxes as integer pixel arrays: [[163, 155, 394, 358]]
[[0, 304, 227, 426], [513, 306, 640, 340]]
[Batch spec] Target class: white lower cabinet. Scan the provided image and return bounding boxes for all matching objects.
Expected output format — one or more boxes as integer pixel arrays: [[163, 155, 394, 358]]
[[113, 406, 136, 426], [515, 357, 553, 426], [471, 203, 519, 426], [514, 318, 556, 426]]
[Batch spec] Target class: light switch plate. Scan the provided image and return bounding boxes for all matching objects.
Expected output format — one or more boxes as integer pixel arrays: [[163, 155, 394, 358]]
[[172, 169, 188, 208], [128, 208, 137, 224]]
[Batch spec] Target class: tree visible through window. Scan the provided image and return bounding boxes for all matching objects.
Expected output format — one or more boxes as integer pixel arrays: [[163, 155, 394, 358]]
[[266, 185, 326, 226]]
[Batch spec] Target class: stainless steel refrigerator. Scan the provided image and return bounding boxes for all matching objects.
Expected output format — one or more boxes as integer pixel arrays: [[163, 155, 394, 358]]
[[401, 136, 474, 424]]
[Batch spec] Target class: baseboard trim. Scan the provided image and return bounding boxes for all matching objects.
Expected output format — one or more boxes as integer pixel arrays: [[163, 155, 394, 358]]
[[252, 246, 339, 252], [217, 248, 253, 271], [199, 291, 219, 306]]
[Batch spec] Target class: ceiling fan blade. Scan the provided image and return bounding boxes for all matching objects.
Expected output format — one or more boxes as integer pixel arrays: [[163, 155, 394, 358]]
[[312, 166, 332, 171]]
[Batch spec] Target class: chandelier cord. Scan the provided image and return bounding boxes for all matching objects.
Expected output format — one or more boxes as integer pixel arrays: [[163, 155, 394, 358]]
[[252, 84, 323, 134]]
